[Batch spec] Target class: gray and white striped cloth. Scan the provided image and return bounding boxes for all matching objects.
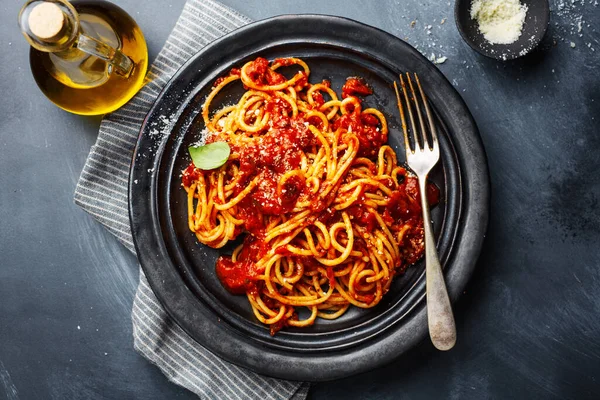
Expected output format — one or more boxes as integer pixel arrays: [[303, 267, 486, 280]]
[[74, 1, 309, 398]]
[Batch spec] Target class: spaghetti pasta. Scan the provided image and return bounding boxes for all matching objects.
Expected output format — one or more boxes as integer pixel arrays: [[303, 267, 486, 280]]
[[181, 57, 439, 334]]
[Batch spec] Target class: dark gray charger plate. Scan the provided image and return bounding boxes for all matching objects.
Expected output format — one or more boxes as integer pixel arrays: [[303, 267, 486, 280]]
[[129, 15, 490, 381]]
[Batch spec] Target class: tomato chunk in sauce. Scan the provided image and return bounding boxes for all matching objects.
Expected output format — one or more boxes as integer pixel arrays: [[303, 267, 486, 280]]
[[215, 256, 264, 295], [341, 77, 372, 98]]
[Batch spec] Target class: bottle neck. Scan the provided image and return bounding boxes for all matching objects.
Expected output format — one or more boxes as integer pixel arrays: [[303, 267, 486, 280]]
[[19, 0, 80, 52]]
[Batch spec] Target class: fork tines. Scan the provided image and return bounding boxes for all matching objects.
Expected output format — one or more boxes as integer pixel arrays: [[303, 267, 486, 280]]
[[393, 73, 439, 155]]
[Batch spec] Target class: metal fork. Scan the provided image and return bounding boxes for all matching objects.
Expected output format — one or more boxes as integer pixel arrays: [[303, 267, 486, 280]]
[[394, 73, 456, 351]]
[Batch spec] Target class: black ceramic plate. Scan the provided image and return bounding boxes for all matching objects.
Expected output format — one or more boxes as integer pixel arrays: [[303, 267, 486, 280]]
[[129, 15, 489, 381]]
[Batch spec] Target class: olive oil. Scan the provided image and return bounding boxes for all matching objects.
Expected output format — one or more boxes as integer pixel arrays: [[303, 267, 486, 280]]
[[19, 0, 148, 115]]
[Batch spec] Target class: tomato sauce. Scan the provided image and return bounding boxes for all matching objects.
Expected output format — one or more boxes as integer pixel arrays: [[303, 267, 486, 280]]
[[294, 72, 308, 89], [347, 204, 378, 232], [213, 68, 240, 87], [215, 256, 264, 295], [245, 57, 287, 86], [219, 99, 318, 230], [312, 91, 325, 108], [181, 163, 200, 187], [268, 311, 294, 335], [360, 294, 375, 304], [333, 111, 385, 158], [274, 58, 295, 66], [238, 235, 267, 262], [342, 77, 372, 98], [326, 266, 335, 287]]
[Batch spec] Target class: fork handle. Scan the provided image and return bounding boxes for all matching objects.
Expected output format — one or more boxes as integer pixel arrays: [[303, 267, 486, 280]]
[[419, 178, 456, 351]]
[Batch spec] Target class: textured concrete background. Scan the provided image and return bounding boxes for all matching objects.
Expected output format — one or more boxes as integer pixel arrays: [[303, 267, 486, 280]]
[[1, 0, 599, 398]]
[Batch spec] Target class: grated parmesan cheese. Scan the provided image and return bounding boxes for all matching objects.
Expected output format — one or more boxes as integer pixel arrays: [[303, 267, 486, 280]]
[[470, 0, 528, 45]]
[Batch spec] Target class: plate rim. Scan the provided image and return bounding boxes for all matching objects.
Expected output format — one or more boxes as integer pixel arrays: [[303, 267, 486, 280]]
[[129, 13, 490, 381]]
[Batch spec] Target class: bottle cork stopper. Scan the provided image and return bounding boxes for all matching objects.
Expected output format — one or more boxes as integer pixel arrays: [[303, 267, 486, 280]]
[[28, 2, 65, 40]]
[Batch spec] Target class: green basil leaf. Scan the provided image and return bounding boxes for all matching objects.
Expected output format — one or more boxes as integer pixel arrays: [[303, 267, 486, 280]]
[[188, 142, 230, 170]]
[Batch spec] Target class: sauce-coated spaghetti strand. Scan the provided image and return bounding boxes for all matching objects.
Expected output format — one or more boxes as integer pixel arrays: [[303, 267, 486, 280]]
[[181, 57, 439, 334]]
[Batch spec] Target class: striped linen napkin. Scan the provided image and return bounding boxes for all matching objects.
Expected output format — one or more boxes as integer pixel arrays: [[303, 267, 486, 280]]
[[74, 1, 309, 398]]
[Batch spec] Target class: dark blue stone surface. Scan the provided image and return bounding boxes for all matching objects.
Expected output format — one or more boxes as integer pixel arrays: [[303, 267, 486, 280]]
[[1, 0, 598, 398]]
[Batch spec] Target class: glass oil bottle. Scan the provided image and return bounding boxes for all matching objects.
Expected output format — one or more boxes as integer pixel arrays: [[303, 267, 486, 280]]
[[19, 0, 148, 115]]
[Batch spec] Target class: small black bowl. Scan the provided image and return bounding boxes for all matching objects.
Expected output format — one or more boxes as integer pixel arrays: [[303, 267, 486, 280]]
[[455, 0, 549, 60]]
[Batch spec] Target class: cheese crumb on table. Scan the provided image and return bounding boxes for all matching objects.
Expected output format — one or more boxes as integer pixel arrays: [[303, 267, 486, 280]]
[[470, 0, 528, 45]]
